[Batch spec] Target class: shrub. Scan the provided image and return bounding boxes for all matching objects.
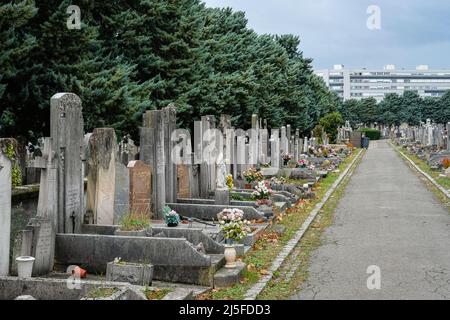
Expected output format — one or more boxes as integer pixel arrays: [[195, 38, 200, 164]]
[[319, 112, 344, 143], [359, 128, 381, 140]]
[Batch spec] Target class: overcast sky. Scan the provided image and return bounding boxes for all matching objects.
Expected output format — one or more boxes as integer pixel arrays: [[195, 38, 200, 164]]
[[202, 0, 450, 70]]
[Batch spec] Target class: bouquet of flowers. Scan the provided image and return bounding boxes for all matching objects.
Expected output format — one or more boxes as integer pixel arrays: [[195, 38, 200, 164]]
[[226, 174, 234, 190], [298, 158, 309, 168], [243, 168, 264, 183], [217, 208, 251, 242], [252, 180, 273, 201], [163, 206, 180, 227], [308, 164, 316, 171]]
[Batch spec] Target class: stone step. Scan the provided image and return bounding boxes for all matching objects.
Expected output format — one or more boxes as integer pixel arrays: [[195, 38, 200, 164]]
[[213, 261, 247, 288], [210, 254, 225, 273]]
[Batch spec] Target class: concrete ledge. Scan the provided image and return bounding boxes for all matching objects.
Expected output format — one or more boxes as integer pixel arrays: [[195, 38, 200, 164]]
[[55, 233, 214, 286], [213, 262, 246, 288]]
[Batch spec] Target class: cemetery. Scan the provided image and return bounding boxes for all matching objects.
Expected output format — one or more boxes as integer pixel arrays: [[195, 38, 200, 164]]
[[390, 121, 450, 189], [0, 92, 356, 300]]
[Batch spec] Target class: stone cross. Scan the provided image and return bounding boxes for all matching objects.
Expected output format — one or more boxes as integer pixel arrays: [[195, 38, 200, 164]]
[[0, 151, 12, 276], [86, 128, 117, 225], [50, 93, 84, 234]]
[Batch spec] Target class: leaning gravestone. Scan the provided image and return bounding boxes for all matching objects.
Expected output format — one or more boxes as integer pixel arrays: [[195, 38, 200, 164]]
[[26, 217, 54, 276], [86, 128, 117, 225], [0, 151, 12, 276], [50, 93, 84, 233]]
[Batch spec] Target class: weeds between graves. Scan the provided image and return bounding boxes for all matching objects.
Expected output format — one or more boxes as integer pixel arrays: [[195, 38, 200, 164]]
[[119, 213, 150, 231], [143, 288, 171, 300], [197, 149, 360, 300]]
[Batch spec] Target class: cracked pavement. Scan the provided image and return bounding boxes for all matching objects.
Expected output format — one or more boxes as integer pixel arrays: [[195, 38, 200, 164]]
[[291, 140, 450, 300]]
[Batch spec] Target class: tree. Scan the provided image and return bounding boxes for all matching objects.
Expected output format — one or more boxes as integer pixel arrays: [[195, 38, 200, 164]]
[[319, 112, 344, 143]]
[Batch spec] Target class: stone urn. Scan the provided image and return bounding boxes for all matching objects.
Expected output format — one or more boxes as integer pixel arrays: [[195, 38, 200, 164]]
[[224, 245, 237, 269], [16, 256, 35, 278]]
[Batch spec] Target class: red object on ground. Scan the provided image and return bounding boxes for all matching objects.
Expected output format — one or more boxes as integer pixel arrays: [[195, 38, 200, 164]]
[[72, 266, 87, 278]]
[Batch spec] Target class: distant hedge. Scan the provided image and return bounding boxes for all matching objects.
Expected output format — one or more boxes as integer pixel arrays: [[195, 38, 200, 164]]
[[359, 128, 381, 140]]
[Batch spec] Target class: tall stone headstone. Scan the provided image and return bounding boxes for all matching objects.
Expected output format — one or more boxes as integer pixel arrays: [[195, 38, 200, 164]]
[[86, 128, 117, 225], [177, 164, 192, 198], [163, 104, 177, 203], [50, 93, 84, 234], [199, 115, 217, 198], [22, 138, 57, 276], [141, 110, 165, 218], [114, 161, 130, 224], [128, 160, 152, 217], [270, 129, 280, 169], [0, 152, 12, 276]]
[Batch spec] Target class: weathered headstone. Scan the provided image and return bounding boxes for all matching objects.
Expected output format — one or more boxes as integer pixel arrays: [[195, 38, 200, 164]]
[[270, 129, 280, 169], [199, 115, 217, 198], [128, 160, 152, 217], [163, 104, 177, 203], [50, 93, 84, 233], [28, 137, 57, 275], [177, 164, 192, 198], [141, 110, 165, 218], [114, 161, 130, 224], [0, 151, 12, 276], [86, 128, 117, 225], [27, 217, 54, 276]]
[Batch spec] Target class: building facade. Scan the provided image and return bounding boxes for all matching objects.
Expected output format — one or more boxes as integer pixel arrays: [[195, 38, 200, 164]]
[[315, 64, 450, 102]]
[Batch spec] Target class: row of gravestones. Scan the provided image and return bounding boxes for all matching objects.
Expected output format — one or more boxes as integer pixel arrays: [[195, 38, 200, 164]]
[[1, 92, 322, 278], [391, 120, 450, 151]]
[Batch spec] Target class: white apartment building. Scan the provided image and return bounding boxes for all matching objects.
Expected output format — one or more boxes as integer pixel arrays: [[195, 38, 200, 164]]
[[315, 64, 450, 102]]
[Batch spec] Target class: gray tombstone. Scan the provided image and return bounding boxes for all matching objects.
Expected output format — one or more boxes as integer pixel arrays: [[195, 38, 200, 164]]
[[86, 128, 117, 225], [50, 93, 84, 234], [0, 152, 12, 276], [114, 161, 130, 224], [163, 104, 177, 204], [141, 110, 165, 218]]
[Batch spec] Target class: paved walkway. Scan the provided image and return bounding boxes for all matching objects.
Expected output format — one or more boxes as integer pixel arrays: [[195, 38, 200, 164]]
[[292, 140, 450, 300]]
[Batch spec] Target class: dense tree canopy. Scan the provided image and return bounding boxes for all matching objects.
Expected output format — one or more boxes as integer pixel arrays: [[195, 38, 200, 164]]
[[0, 0, 339, 141], [338, 91, 450, 128]]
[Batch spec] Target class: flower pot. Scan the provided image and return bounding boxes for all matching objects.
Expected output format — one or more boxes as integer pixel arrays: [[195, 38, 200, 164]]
[[167, 222, 178, 227], [224, 245, 237, 269], [244, 183, 252, 189], [72, 266, 87, 278], [16, 256, 35, 278]]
